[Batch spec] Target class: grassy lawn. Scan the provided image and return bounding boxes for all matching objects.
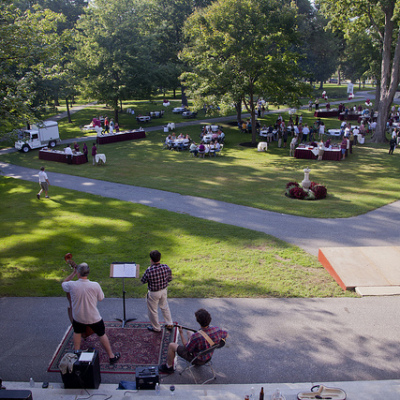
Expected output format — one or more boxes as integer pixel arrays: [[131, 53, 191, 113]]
[[2, 106, 399, 218], [0, 177, 353, 298]]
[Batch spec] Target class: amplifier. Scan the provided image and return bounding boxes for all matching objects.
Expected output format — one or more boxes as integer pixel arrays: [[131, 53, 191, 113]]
[[0, 390, 33, 400], [61, 351, 101, 389], [135, 366, 159, 390]]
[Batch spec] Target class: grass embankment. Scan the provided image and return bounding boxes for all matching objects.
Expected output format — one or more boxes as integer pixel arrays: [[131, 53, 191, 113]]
[[0, 177, 352, 298]]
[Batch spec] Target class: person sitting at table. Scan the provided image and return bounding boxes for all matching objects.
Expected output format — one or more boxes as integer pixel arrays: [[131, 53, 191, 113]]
[[209, 141, 216, 156], [198, 142, 206, 158], [178, 133, 184, 139], [165, 135, 173, 150], [214, 141, 221, 154], [171, 132, 177, 142], [219, 131, 225, 143], [190, 142, 198, 157], [73, 142, 79, 152], [241, 121, 247, 132], [185, 134, 192, 141]]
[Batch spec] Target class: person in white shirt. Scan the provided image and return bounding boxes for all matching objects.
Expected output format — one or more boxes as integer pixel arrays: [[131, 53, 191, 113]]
[[353, 126, 360, 145], [302, 124, 310, 142], [64, 144, 73, 164], [62, 263, 120, 364], [37, 166, 50, 199]]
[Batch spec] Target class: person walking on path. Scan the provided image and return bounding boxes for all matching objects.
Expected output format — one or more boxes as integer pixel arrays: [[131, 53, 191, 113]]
[[92, 142, 97, 165], [37, 166, 50, 199], [141, 250, 173, 333], [62, 262, 121, 364]]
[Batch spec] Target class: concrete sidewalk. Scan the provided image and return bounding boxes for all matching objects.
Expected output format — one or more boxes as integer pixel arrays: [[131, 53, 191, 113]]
[[1, 297, 400, 399]]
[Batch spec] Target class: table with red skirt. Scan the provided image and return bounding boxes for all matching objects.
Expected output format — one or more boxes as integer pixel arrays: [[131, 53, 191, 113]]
[[39, 149, 87, 164], [294, 146, 347, 161], [314, 110, 339, 118], [96, 130, 146, 145]]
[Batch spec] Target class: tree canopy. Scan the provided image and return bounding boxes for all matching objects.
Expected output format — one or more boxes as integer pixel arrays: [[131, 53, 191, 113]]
[[181, 0, 311, 144], [0, 0, 64, 133], [320, 0, 400, 142]]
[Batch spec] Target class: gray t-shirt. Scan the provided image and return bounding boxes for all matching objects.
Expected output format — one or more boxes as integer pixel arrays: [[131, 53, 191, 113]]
[[62, 279, 104, 324]]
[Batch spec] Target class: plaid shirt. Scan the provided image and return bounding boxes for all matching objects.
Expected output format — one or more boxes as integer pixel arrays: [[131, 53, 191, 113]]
[[141, 263, 172, 292], [186, 326, 228, 362]]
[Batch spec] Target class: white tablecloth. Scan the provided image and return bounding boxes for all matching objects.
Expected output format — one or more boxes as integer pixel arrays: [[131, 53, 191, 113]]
[[95, 154, 106, 164]]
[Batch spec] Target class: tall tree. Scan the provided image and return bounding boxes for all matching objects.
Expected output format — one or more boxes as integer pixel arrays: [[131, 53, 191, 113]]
[[0, 0, 63, 134], [181, 0, 311, 144], [320, 0, 400, 143], [74, 0, 159, 123]]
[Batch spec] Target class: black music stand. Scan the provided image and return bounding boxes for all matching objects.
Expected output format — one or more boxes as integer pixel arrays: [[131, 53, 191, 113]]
[[110, 262, 139, 327]]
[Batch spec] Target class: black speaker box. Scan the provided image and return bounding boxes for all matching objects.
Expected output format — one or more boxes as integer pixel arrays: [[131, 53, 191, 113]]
[[0, 390, 32, 400], [135, 367, 159, 390], [61, 351, 101, 389]]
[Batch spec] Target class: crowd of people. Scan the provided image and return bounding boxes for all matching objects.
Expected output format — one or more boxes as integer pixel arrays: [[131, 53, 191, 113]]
[[164, 126, 225, 157]]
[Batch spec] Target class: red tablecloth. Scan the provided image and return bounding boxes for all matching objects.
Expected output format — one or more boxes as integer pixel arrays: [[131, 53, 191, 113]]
[[39, 150, 87, 164], [314, 110, 339, 118], [96, 130, 146, 144], [295, 147, 344, 161]]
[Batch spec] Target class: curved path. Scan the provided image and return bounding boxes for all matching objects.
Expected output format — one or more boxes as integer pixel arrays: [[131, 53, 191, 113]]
[[1, 162, 399, 256]]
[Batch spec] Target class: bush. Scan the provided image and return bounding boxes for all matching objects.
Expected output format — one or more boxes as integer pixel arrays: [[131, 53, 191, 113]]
[[286, 181, 327, 200], [311, 184, 327, 200], [289, 186, 307, 199]]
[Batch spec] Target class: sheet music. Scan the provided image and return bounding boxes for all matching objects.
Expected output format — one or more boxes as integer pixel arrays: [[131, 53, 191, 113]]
[[110, 263, 138, 278]]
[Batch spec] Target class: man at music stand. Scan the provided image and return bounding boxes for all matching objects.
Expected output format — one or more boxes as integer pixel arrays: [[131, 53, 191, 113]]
[[62, 262, 121, 364], [141, 250, 173, 333]]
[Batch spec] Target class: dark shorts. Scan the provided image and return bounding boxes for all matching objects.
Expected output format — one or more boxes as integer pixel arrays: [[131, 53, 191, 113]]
[[40, 182, 48, 191], [177, 345, 206, 365], [72, 319, 105, 336]]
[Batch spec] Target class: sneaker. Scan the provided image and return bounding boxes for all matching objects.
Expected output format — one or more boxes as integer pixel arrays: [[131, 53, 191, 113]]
[[37, 194, 40, 200], [165, 325, 174, 330], [158, 363, 174, 374], [109, 352, 120, 364], [45, 196, 49, 198]]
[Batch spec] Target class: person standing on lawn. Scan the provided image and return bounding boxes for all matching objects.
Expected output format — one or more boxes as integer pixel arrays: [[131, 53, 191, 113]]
[[92, 142, 97, 165], [37, 166, 50, 199], [141, 250, 173, 333], [62, 262, 121, 364]]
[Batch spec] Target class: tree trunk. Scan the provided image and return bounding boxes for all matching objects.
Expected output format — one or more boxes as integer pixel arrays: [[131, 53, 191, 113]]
[[235, 101, 242, 124], [120, 99, 123, 113], [374, 82, 380, 112], [319, 81, 324, 90], [114, 97, 119, 125], [66, 98, 72, 123], [54, 92, 59, 107], [181, 86, 188, 107], [338, 68, 341, 85], [372, 4, 400, 143]]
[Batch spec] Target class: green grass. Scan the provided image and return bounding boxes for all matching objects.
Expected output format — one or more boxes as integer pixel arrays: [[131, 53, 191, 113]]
[[2, 108, 399, 218], [0, 176, 352, 298]]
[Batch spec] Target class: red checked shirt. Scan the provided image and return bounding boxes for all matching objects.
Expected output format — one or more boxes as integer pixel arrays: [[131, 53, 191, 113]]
[[186, 326, 228, 362], [141, 263, 172, 292]]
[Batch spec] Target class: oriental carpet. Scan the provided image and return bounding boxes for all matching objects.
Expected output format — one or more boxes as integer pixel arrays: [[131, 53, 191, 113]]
[[48, 321, 176, 374]]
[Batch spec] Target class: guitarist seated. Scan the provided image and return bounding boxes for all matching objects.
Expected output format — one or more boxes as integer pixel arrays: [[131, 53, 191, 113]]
[[159, 308, 228, 374]]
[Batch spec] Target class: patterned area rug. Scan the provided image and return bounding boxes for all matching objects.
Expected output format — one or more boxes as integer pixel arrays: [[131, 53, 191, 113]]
[[48, 321, 176, 374]]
